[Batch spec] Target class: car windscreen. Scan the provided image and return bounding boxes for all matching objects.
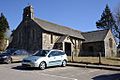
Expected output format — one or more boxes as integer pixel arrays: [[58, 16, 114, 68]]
[[33, 50, 50, 57]]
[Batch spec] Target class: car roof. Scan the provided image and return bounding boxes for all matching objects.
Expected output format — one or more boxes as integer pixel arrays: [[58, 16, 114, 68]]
[[39, 49, 64, 52], [50, 49, 64, 52]]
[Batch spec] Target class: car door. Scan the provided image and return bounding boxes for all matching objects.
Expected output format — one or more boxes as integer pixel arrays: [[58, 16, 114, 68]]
[[11, 53, 20, 62], [11, 53, 24, 62], [48, 51, 62, 66]]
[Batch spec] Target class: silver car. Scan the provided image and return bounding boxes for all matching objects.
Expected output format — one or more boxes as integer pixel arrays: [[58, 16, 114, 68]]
[[22, 49, 67, 70]]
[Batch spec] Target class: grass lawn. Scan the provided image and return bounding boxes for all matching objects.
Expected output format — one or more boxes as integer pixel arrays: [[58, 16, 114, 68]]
[[68, 56, 120, 66]]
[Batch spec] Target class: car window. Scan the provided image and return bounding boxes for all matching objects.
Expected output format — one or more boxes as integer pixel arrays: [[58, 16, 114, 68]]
[[49, 51, 64, 57], [49, 51, 57, 57], [33, 50, 49, 57], [58, 51, 65, 55], [13, 50, 29, 55]]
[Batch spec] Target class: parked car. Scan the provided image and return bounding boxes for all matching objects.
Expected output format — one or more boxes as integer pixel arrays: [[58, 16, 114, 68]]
[[22, 49, 67, 70], [4, 49, 17, 54], [0, 49, 30, 64], [14, 49, 30, 55]]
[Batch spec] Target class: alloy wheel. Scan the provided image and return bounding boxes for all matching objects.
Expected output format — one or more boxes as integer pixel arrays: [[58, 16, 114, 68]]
[[62, 60, 67, 67], [6, 58, 12, 64], [39, 62, 46, 70]]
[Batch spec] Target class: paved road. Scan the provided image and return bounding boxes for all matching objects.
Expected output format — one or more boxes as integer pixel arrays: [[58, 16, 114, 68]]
[[0, 63, 120, 80]]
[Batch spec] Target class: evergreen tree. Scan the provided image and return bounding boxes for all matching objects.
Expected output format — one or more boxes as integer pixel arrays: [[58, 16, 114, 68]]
[[96, 4, 116, 30], [0, 13, 9, 51], [0, 13, 9, 32]]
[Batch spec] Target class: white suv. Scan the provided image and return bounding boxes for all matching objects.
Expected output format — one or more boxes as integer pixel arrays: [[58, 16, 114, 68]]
[[22, 49, 67, 70]]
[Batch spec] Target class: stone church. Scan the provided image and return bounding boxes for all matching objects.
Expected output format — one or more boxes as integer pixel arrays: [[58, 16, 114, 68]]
[[8, 5, 117, 57], [8, 5, 85, 56]]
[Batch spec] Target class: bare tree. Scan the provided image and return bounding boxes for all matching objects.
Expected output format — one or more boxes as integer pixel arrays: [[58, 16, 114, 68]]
[[114, 6, 120, 48]]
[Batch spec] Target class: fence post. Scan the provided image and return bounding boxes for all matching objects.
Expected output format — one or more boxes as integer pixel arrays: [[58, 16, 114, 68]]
[[72, 52, 74, 62], [98, 52, 101, 64]]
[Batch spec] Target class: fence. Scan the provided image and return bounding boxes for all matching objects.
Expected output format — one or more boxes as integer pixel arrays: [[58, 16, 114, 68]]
[[68, 56, 120, 66]]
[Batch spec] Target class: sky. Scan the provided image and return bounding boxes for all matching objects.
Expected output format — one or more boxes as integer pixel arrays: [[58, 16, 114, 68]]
[[0, 0, 120, 32]]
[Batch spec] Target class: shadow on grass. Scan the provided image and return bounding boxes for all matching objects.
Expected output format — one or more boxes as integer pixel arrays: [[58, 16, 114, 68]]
[[92, 73, 120, 80]]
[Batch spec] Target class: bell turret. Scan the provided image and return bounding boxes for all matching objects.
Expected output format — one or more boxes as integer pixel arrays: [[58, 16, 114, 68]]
[[23, 5, 34, 20]]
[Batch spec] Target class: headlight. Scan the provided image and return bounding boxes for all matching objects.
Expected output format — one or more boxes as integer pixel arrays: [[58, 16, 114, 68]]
[[33, 59, 37, 62], [2, 56, 7, 58], [31, 59, 38, 63]]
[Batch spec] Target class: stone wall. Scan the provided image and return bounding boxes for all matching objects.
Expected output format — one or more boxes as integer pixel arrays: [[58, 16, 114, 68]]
[[82, 41, 105, 56], [104, 30, 117, 57], [42, 32, 60, 49], [8, 19, 43, 52]]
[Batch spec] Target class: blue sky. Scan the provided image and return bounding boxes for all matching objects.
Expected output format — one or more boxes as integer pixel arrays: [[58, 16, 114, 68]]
[[0, 0, 120, 32]]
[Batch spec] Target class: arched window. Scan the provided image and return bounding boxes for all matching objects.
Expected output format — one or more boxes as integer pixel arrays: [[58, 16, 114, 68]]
[[109, 38, 113, 48]]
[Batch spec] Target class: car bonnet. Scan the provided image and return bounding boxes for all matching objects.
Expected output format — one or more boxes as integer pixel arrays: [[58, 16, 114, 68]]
[[24, 55, 41, 61]]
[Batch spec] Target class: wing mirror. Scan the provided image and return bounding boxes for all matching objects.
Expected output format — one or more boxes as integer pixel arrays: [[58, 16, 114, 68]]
[[48, 55, 52, 57]]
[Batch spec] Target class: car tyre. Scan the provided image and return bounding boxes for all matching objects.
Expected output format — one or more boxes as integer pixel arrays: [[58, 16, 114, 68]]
[[39, 61, 46, 70], [62, 60, 67, 67], [6, 58, 12, 64]]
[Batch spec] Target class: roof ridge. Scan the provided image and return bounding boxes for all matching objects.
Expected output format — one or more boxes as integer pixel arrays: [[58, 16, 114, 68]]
[[82, 29, 109, 34], [34, 18, 82, 33]]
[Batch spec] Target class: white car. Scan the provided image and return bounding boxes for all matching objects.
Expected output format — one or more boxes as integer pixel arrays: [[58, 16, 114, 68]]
[[22, 49, 67, 70]]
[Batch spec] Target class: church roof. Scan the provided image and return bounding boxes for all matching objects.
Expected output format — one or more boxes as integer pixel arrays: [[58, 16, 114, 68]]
[[34, 18, 85, 40], [82, 29, 109, 43]]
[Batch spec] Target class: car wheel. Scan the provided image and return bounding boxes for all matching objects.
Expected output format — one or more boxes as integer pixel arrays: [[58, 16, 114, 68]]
[[6, 58, 12, 64], [39, 61, 46, 70], [62, 60, 67, 67]]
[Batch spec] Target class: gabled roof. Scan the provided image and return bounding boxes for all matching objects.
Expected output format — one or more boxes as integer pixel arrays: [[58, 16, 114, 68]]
[[33, 18, 85, 40], [56, 35, 67, 43], [82, 29, 109, 43]]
